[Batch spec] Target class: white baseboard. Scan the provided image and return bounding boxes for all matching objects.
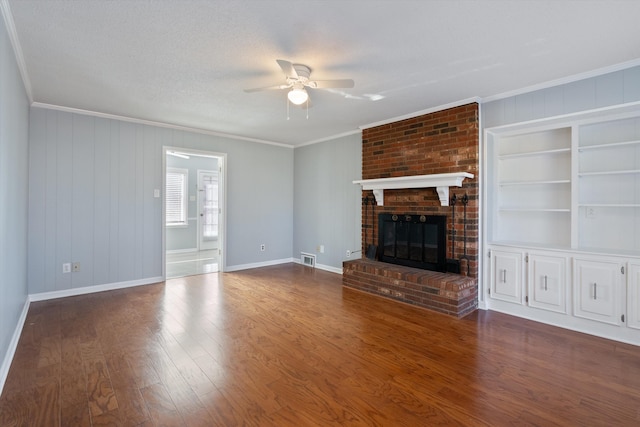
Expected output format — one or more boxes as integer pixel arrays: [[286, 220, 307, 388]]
[[29, 276, 164, 302], [0, 297, 30, 395], [293, 259, 343, 275], [225, 258, 295, 272], [166, 248, 198, 254]]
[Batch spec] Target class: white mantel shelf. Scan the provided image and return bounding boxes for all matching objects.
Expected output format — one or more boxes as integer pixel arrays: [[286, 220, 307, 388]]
[[353, 172, 474, 206]]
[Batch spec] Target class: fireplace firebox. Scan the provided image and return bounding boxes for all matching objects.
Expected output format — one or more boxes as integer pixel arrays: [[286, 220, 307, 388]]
[[378, 213, 447, 273]]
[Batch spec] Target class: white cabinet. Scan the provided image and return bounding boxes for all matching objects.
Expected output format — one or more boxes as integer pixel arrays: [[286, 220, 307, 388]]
[[489, 248, 567, 314], [628, 262, 640, 330], [490, 249, 523, 304], [573, 258, 623, 326], [528, 254, 567, 314]]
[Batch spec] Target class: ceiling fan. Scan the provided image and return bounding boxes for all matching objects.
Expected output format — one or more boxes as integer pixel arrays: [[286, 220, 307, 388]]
[[244, 59, 355, 106]]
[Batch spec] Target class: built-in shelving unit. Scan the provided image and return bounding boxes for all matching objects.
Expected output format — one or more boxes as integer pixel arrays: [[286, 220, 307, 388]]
[[484, 104, 640, 345]]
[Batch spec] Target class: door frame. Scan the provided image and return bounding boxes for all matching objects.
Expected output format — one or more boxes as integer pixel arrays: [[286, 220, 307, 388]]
[[162, 146, 227, 275]]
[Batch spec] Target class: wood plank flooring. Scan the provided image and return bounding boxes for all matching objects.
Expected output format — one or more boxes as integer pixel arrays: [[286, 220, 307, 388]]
[[1, 263, 639, 426]]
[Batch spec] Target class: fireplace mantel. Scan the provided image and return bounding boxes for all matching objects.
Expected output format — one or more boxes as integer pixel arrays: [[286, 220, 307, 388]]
[[353, 172, 473, 206]]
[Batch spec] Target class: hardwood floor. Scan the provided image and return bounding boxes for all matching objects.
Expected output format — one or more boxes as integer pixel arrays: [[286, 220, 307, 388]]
[[1, 263, 639, 426]]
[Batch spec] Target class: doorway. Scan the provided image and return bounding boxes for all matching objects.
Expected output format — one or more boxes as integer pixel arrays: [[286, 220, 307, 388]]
[[164, 147, 225, 279]]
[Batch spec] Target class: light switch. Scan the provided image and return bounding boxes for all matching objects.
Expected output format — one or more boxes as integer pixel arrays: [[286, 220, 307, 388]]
[[153, 189, 160, 198]]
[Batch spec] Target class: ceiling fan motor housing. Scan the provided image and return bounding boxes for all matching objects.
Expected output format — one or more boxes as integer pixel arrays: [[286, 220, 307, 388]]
[[289, 64, 311, 85]]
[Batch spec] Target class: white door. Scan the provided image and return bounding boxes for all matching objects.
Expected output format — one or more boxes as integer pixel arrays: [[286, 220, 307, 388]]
[[198, 169, 218, 251], [490, 249, 523, 304], [573, 258, 622, 326], [528, 254, 567, 314]]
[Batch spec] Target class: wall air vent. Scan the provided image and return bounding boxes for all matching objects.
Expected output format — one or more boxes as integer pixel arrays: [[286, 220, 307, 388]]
[[301, 252, 316, 268]]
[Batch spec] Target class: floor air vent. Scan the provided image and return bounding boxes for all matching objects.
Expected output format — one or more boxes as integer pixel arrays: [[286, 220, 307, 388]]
[[301, 252, 316, 267]]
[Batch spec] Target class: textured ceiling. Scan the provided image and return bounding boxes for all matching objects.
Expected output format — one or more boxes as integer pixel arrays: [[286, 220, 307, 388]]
[[5, 0, 640, 146]]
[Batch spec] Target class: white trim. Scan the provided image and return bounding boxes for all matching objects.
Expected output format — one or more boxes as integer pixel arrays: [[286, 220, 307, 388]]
[[0, 297, 30, 395], [31, 102, 294, 149], [0, 0, 33, 102], [477, 101, 486, 306], [296, 129, 362, 148], [482, 58, 640, 103], [487, 303, 640, 347], [360, 97, 481, 130], [29, 276, 163, 302], [224, 258, 295, 272], [166, 248, 198, 254], [313, 262, 343, 275]]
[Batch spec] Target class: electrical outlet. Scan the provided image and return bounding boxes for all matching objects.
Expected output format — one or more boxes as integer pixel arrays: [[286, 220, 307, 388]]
[[585, 207, 596, 219], [318, 245, 325, 253], [260, 244, 265, 251], [346, 250, 351, 258], [72, 262, 81, 272], [62, 263, 71, 274]]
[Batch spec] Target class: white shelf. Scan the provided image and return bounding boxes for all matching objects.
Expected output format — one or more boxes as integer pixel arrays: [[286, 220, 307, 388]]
[[578, 139, 640, 151], [353, 172, 473, 206], [498, 147, 570, 160], [579, 169, 640, 177], [499, 208, 570, 212], [579, 203, 640, 208], [499, 179, 570, 186]]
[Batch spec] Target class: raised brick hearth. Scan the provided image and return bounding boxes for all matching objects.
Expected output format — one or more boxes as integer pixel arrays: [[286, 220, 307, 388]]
[[343, 259, 478, 317]]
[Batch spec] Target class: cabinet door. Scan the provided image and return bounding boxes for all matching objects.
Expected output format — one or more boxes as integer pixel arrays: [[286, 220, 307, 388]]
[[628, 263, 640, 330], [490, 250, 523, 304], [528, 254, 567, 314], [573, 258, 622, 326]]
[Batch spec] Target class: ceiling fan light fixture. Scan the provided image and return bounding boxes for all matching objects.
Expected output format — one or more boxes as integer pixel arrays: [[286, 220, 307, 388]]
[[287, 87, 308, 105]]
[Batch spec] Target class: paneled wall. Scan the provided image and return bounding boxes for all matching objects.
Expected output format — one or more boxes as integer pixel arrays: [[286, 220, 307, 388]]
[[28, 108, 294, 294], [0, 16, 30, 388], [483, 66, 640, 128], [293, 133, 362, 271]]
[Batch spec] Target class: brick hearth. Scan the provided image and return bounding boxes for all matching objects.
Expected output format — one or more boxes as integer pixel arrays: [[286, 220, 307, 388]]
[[343, 259, 478, 318]]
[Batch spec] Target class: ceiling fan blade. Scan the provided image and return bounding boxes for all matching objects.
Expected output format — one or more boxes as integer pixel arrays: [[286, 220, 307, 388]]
[[276, 59, 298, 78], [243, 84, 289, 93], [308, 79, 355, 89]]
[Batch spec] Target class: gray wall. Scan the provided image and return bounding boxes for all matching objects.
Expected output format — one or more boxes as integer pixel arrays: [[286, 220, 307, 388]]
[[483, 66, 640, 127], [293, 133, 362, 270], [0, 16, 30, 385], [28, 108, 294, 294], [166, 154, 218, 252]]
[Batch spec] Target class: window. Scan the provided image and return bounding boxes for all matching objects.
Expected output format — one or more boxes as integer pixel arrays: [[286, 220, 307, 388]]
[[166, 167, 188, 227]]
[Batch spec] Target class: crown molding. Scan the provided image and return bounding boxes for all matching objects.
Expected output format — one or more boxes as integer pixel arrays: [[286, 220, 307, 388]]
[[0, 0, 33, 103], [482, 58, 640, 103], [31, 102, 294, 149], [360, 97, 481, 130]]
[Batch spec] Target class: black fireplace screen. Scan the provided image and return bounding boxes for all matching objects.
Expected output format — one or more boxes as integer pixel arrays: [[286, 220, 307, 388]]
[[378, 213, 447, 272]]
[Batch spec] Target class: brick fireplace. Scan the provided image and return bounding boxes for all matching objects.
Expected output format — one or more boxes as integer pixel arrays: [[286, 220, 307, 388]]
[[343, 103, 479, 317]]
